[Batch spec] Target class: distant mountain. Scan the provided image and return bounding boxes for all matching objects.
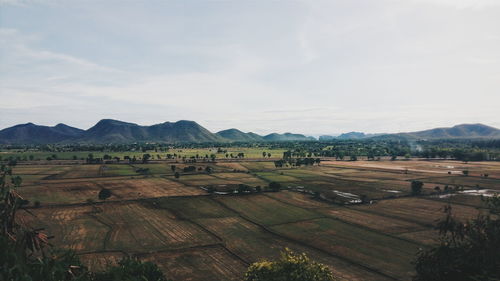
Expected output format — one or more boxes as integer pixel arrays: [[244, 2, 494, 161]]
[[0, 123, 84, 144], [318, 135, 337, 141], [319, 132, 381, 140], [337, 132, 366, 139], [263, 132, 315, 141], [82, 119, 223, 143], [398, 124, 500, 139], [1, 121, 498, 144], [216, 129, 264, 142]]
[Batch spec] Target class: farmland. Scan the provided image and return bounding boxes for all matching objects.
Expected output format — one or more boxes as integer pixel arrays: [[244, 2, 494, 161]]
[[10, 154, 500, 281]]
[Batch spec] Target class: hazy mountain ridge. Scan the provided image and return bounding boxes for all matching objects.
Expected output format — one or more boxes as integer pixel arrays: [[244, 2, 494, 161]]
[[400, 123, 500, 139], [0, 121, 498, 144], [216, 129, 265, 142], [262, 132, 315, 141], [0, 123, 84, 144]]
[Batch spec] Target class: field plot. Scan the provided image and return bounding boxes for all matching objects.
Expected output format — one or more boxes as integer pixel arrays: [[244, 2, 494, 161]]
[[265, 191, 332, 208], [317, 207, 427, 236], [397, 229, 439, 245], [303, 180, 409, 200], [196, 217, 391, 281], [13, 164, 72, 175], [210, 172, 268, 186], [94, 202, 218, 252], [18, 181, 100, 204], [352, 198, 482, 226], [96, 178, 205, 199], [18, 177, 203, 204], [78, 251, 126, 271], [154, 197, 234, 219], [319, 167, 425, 181], [254, 171, 300, 182], [216, 195, 322, 226], [416, 175, 500, 189], [141, 246, 247, 281], [101, 164, 138, 176], [240, 161, 277, 171], [19, 206, 108, 252], [431, 193, 491, 208], [271, 218, 420, 280], [323, 160, 500, 178], [49, 164, 102, 179], [176, 174, 241, 186], [215, 162, 249, 172]]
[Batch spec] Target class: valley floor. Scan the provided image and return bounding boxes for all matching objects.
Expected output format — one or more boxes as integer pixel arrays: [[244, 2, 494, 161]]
[[14, 159, 500, 281]]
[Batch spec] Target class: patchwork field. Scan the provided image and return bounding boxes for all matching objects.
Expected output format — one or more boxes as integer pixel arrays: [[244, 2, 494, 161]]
[[14, 159, 499, 281]]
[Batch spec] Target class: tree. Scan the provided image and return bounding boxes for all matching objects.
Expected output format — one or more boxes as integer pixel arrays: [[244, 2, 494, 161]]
[[142, 153, 151, 164], [269, 182, 282, 192], [462, 170, 469, 176], [244, 248, 336, 281], [411, 180, 423, 195], [174, 172, 180, 179], [171, 165, 176, 172], [98, 188, 112, 200], [414, 204, 500, 281]]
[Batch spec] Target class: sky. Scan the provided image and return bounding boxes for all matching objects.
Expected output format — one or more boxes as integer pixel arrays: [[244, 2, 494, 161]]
[[0, 0, 499, 136]]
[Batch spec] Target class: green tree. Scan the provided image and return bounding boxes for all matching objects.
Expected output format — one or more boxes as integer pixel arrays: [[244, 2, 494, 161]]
[[411, 180, 424, 195], [414, 204, 500, 281], [244, 248, 336, 281], [268, 182, 282, 192], [98, 188, 112, 200]]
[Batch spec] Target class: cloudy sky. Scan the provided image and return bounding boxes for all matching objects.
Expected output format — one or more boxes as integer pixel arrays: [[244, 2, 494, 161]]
[[1, 0, 499, 136]]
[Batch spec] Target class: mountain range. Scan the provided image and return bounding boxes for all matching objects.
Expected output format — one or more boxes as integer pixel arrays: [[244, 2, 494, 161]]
[[0, 119, 314, 144], [0, 120, 498, 144]]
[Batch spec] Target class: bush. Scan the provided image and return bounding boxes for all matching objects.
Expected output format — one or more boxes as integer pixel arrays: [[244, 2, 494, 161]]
[[244, 248, 336, 281], [98, 188, 112, 200], [411, 180, 423, 195], [268, 182, 282, 192]]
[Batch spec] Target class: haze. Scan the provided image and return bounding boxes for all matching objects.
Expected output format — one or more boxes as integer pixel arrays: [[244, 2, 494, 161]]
[[1, 0, 499, 136]]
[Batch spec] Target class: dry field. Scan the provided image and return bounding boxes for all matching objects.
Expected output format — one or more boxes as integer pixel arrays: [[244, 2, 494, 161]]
[[18, 177, 204, 204], [14, 159, 499, 281]]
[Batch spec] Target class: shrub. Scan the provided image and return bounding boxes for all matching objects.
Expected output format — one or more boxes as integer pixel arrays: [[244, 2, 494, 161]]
[[244, 248, 336, 281], [98, 188, 112, 200]]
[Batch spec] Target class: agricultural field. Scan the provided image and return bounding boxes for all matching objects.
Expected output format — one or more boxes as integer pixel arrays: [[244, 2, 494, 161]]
[[12, 157, 500, 281]]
